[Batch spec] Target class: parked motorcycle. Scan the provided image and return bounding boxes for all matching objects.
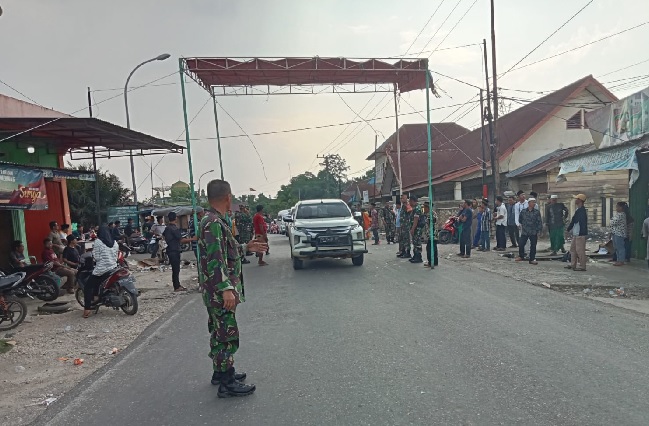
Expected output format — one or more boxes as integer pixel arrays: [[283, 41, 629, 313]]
[[8, 262, 59, 301], [0, 272, 28, 331], [180, 231, 191, 252], [128, 234, 148, 254], [438, 216, 460, 244], [149, 235, 169, 265], [75, 256, 138, 315]]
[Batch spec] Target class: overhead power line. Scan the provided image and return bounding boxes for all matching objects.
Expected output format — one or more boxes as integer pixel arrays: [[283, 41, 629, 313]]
[[427, 0, 479, 59]]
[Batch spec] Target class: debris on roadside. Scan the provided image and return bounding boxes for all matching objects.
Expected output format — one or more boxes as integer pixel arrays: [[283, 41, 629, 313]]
[[109, 347, 119, 355], [73, 358, 84, 365], [542, 282, 551, 288], [24, 394, 59, 408], [583, 288, 593, 294], [609, 287, 626, 297]]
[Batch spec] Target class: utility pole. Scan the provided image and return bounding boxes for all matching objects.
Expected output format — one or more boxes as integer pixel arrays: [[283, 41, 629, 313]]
[[88, 87, 101, 226], [490, 0, 501, 195], [479, 90, 487, 199], [374, 134, 378, 202], [317, 154, 332, 198], [483, 39, 497, 203]]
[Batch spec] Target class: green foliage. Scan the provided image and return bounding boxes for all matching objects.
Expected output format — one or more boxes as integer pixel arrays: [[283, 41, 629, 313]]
[[66, 163, 130, 226], [170, 186, 192, 203]]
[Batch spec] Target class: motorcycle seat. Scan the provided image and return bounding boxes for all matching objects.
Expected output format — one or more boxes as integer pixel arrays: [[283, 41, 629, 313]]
[[0, 272, 26, 290], [12, 264, 44, 274]]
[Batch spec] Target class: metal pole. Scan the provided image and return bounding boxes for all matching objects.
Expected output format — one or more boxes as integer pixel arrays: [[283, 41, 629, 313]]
[[178, 58, 201, 279], [88, 87, 101, 226], [393, 84, 402, 194], [479, 90, 488, 198], [150, 163, 154, 202], [425, 70, 435, 269], [490, 0, 500, 195], [212, 94, 225, 180], [374, 134, 378, 201]]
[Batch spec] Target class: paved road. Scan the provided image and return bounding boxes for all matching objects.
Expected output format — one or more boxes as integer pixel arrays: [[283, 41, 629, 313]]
[[36, 235, 649, 426]]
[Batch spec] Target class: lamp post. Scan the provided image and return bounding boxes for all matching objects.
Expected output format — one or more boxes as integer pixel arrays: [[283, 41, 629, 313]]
[[198, 169, 215, 201], [124, 53, 171, 206]]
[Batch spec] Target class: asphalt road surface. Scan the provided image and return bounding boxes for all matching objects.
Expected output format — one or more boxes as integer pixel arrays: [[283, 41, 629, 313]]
[[36, 235, 649, 426]]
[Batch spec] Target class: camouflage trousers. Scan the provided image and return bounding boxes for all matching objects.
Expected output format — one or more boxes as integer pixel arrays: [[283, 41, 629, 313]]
[[412, 227, 423, 255], [239, 229, 252, 245], [207, 307, 239, 373], [399, 224, 411, 253], [385, 222, 396, 243]]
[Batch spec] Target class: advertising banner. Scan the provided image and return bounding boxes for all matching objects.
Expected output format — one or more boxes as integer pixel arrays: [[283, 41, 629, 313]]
[[557, 144, 640, 187], [107, 205, 139, 226], [0, 165, 48, 210], [586, 87, 649, 148]]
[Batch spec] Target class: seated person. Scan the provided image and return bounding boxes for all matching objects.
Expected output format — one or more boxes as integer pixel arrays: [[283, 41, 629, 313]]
[[9, 240, 28, 269], [62, 235, 81, 269], [42, 238, 77, 294]]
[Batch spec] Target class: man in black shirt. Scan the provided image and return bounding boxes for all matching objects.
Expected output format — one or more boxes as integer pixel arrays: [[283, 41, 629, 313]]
[[62, 235, 81, 269], [163, 212, 195, 292], [124, 218, 136, 238], [111, 220, 124, 243]]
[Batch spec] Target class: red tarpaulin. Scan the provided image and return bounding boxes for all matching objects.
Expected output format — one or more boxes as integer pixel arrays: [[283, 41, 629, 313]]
[[183, 57, 430, 94]]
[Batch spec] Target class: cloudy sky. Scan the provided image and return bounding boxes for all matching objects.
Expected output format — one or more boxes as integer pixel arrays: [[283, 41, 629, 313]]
[[1, 0, 648, 199]]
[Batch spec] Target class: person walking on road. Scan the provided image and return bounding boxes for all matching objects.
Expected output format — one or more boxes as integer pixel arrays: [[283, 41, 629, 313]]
[[566, 194, 589, 271], [516, 198, 543, 265], [200, 179, 267, 398], [370, 202, 380, 245], [546, 195, 569, 255], [506, 196, 519, 248], [163, 212, 195, 292], [494, 196, 508, 251], [253, 205, 269, 266], [458, 199, 473, 258]]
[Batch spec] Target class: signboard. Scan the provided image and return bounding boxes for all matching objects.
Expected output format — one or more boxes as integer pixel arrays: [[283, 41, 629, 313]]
[[42, 169, 96, 181], [558, 144, 640, 187], [586, 87, 649, 148], [0, 165, 48, 210], [362, 190, 369, 203], [107, 205, 139, 226]]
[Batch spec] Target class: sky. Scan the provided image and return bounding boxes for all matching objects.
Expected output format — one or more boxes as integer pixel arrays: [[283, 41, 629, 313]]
[[1, 0, 648, 200]]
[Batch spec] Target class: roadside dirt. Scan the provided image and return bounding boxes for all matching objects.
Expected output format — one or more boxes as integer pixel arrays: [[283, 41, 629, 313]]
[[0, 260, 198, 426]]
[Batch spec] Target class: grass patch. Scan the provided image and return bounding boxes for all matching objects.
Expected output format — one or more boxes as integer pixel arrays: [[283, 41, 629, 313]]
[[0, 339, 14, 354]]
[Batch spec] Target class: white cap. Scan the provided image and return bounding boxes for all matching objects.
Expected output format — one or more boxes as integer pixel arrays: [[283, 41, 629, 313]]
[[528, 197, 537, 202], [550, 195, 558, 199]]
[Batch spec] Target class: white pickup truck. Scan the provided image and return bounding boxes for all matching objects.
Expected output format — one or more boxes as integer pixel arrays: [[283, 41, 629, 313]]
[[286, 199, 367, 270]]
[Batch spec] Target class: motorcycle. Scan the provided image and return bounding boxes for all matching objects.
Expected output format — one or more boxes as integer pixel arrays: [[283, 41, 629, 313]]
[[180, 231, 191, 252], [3, 262, 59, 301], [149, 236, 168, 265], [0, 271, 28, 331], [75, 256, 138, 315], [128, 234, 148, 254], [438, 216, 460, 244]]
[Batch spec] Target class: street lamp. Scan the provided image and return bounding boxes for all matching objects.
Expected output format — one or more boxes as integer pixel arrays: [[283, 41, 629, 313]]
[[124, 53, 171, 205], [198, 169, 215, 199]]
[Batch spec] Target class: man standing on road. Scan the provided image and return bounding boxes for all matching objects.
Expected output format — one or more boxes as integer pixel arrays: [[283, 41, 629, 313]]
[[383, 201, 396, 244], [253, 205, 269, 266], [370, 202, 380, 245], [409, 195, 424, 263], [516, 198, 543, 265], [514, 190, 529, 257], [163, 212, 194, 292], [398, 194, 412, 258], [395, 200, 402, 253], [479, 199, 492, 252], [494, 196, 508, 251], [200, 179, 267, 398], [506, 196, 519, 248], [458, 199, 473, 258], [546, 195, 568, 255], [566, 194, 589, 271]]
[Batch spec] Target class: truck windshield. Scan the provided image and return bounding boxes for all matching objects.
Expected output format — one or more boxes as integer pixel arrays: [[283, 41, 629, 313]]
[[296, 202, 350, 219]]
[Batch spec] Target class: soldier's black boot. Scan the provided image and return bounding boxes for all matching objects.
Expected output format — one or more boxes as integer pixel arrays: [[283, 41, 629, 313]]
[[218, 368, 256, 398], [402, 250, 412, 259], [212, 369, 247, 385], [409, 252, 423, 263]]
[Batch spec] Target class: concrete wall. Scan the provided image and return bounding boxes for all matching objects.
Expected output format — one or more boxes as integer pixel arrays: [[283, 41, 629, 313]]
[[0, 94, 70, 118]]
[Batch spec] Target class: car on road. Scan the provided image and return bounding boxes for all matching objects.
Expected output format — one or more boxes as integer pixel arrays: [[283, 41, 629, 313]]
[[286, 199, 367, 270]]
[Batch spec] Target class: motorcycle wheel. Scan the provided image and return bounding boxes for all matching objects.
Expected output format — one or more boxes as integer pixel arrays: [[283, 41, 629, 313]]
[[34, 275, 59, 302], [135, 243, 147, 254], [74, 287, 85, 308], [439, 230, 451, 245], [120, 290, 138, 315], [180, 243, 190, 252], [0, 297, 27, 331]]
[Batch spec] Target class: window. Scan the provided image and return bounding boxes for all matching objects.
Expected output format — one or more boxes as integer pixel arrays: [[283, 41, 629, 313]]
[[566, 110, 584, 129], [296, 202, 351, 219]]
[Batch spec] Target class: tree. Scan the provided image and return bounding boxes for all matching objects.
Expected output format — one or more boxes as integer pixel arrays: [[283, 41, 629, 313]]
[[170, 186, 192, 203], [66, 163, 131, 226]]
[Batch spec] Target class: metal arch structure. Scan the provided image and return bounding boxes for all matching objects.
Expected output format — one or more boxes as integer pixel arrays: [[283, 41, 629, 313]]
[[178, 56, 438, 272]]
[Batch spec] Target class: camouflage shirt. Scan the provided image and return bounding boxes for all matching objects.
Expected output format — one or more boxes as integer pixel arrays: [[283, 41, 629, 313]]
[[198, 209, 244, 309]]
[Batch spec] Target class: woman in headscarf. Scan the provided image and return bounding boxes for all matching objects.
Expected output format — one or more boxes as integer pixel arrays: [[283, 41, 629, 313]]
[[83, 225, 119, 318]]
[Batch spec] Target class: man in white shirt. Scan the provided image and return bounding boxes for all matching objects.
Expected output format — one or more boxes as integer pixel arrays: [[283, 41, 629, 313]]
[[514, 190, 529, 258], [494, 196, 508, 251]]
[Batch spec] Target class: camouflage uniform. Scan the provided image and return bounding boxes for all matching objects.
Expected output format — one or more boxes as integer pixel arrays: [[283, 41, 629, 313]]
[[237, 211, 253, 244], [198, 209, 244, 373], [399, 205, 412, 253], [411, 204, 424, 256], [383, 206, 396, 243]]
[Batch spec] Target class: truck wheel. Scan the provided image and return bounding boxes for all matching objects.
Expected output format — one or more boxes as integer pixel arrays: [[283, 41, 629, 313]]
[[352, 254, 364, 266], [292, 257, 304, 270]]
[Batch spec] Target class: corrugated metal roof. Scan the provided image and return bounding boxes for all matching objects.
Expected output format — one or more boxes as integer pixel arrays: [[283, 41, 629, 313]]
[[506, 145, 595, 178]]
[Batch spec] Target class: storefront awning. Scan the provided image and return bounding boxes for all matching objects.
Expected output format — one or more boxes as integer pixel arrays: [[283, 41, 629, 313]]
[[0, 117, 184, 159]]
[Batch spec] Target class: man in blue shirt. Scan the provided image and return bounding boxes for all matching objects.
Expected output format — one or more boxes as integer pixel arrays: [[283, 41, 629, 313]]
[[458, 199, 473, 258]]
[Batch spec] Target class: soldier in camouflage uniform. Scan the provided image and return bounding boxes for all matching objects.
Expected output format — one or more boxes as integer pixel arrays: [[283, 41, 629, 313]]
[[199, 179, 267, 398], [397, 194, 412, 258], [408, 195, 424, 263], [383, 201, 396, 244], [237, 206, 253, 244]]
